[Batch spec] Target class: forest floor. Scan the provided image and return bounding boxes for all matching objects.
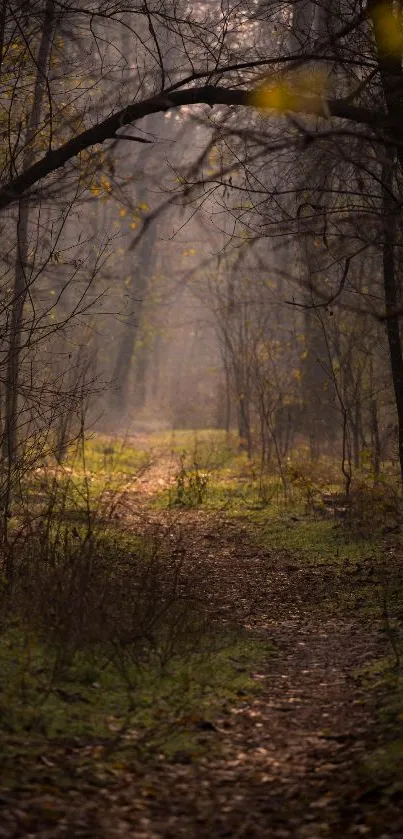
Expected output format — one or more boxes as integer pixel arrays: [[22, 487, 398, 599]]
[[1, 432, 403, 838]]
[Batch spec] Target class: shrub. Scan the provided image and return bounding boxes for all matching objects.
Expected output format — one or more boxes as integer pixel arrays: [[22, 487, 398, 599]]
[[346, 480, 402, 534], [170, 454, 209, 507]]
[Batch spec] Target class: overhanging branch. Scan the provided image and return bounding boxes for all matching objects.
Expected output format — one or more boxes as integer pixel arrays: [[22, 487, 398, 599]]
[[0, 85, 387, 212]]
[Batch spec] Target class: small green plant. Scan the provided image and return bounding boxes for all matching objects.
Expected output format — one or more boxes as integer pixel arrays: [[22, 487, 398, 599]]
[[170, 454, 209, 507], [256, 477, 278, 507]]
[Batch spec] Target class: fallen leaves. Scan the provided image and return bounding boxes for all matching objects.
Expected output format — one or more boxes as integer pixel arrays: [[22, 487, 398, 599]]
[[0, 466, 398, 838]]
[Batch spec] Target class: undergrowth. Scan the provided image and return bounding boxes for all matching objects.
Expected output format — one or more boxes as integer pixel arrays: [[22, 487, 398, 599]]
[[0, 435, 273, 793], [0, 624, 270, 787], [3, 428, 403, 803]]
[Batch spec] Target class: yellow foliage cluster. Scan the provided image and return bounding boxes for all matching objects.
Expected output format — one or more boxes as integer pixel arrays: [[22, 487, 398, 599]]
[[116, 201, 150, 228], [372, 3, 403, 56], [249, 68, 328, 116], [90, 174, 112, 198]]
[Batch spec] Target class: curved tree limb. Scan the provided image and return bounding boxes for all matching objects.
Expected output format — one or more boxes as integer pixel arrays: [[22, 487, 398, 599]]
[[0, 85, 388, 212]]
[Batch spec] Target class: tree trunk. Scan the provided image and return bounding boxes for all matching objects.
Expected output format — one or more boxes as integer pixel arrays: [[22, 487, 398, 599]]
[[370, 398, 381, 480], [238, 389, 252, 456], [380, 156, 403, 483], [3, 0, 55, 485], [110, 216, 157, 419], [368, 2, 403, 485]]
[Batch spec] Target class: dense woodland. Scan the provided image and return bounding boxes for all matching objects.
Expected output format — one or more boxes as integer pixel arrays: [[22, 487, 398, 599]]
[[2, 1, 403, 837], [2, 0, 403, 487]]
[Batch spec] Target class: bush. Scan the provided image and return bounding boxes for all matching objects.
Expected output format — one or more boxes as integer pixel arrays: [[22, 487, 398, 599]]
[[346, 480, 402, 534], [0, 460, 212, 677], [170, 454, 209, 507]]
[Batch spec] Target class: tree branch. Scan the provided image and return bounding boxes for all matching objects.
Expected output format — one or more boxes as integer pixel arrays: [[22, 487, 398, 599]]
[[0, 85, 388, 212]]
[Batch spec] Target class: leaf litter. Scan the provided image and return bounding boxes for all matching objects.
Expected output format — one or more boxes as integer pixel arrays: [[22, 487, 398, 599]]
[[0, 452, 401, 838]]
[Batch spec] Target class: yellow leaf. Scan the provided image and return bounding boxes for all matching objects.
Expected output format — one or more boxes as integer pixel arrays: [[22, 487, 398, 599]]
[[251, 80, 299, 112], [249, 68, 328, 116], [372, 4, 403, 56], [119, 208, 127, 217]]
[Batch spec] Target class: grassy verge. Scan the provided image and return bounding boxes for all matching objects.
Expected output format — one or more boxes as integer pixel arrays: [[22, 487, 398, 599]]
[[147, 429, 403, 804], [0, 626, 273, 791], [150, 431, 399, 567], [20, 433, 150, 522], [353, 551, 403, 801]]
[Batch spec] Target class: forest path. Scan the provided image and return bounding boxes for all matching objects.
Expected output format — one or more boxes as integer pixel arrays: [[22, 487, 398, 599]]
[[2, 446, 397, 839], [96, 494, 392, 839]]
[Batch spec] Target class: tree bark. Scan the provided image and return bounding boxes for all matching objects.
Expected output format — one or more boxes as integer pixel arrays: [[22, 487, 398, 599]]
[[369, 1, 403, 485], [110, 215, 157, 418], [3, 0, 56, 479], [380, 156, 403, 483]]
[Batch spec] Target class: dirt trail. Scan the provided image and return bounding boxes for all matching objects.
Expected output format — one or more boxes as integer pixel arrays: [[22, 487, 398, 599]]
[[96, 496, 391, 839], [2, 450, 399, 838]]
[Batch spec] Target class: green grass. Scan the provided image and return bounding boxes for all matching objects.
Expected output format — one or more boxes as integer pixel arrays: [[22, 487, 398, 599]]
[[0, 626, 274, 790], [343, 552, 403, 801], [148, 428, 238, 454], [356, 654, 403, 802], [146, 431, 400, 574], [18, 434, 150, 526], [249, 514, 385, 566], [75, 434, 150, 477]]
